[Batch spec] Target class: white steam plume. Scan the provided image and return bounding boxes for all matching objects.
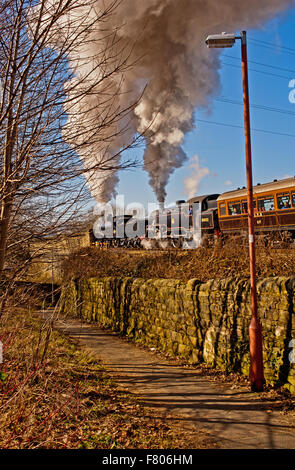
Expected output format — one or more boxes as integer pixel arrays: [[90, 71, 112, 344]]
[[184, 155, 210, 199], [35, 0, 295, 203]]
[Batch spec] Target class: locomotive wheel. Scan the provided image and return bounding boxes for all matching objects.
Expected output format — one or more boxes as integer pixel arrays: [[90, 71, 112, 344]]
[[171, 238, 181, 248], [176, 237, 183, 248], [149, 239, 158, 249], [158, 240, 169, 250], [134, 238, 141, 249]]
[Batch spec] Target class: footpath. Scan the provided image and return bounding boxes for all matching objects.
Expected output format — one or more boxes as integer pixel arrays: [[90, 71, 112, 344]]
[[40, 311, 295, 449]]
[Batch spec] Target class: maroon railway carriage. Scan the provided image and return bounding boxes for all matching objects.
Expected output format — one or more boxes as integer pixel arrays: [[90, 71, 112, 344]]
[[217, 177, 295, 240]]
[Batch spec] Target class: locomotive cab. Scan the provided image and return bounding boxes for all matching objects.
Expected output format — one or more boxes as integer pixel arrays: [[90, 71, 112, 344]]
[[148, 194, 220, 245], [187, 194, 220, 235]]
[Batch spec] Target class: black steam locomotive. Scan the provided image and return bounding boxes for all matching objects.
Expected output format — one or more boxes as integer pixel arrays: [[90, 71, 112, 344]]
[[91, 177, 295, 248], [91, 193, 220, 248]]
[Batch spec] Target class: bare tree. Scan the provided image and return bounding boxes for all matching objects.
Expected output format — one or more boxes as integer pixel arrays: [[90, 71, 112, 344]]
[[0, 0, 141, 284]]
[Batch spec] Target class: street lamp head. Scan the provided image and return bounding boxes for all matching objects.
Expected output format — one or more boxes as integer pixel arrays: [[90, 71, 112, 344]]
[[205, 32, 236, 48]]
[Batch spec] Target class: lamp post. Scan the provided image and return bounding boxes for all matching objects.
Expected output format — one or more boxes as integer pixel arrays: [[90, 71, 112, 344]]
[[205, 30, 265, 392]]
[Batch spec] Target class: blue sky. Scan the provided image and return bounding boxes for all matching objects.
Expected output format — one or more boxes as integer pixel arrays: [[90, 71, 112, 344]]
[[115, 8, 295, 210]]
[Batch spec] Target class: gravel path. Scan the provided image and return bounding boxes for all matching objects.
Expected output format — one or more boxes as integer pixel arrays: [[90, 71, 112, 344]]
[[39, 311, 295, 449]]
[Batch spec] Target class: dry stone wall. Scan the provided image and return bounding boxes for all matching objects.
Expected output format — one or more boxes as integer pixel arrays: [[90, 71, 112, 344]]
[[61, 276, 295, 393]]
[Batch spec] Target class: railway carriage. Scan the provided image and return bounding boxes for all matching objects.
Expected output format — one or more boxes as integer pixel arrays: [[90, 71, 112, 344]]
[[217, 177, 295, 240]]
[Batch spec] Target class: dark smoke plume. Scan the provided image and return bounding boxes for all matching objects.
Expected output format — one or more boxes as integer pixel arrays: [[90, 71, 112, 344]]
[[37, 0, 295, 202]]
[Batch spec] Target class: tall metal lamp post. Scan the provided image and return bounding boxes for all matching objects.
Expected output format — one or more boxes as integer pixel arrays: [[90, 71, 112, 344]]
[[205, 31, 265, 392]]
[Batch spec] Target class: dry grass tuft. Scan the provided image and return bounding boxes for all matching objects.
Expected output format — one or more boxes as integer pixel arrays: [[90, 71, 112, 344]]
[[62, 242, 295, 282], [0, 309, 215, 449]]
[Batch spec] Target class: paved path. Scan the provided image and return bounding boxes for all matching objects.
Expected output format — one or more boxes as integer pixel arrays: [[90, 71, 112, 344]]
[[40, 311, 295, 449]]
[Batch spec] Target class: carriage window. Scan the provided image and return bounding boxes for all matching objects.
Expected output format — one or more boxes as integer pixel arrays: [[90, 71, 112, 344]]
[[242, 199, 256, 213], [228, 202, 241, 215], [277, 193, 291, 210], [292, 192, 295, 208], [219, 203, 226, 216], [258, 196, 274, 212]]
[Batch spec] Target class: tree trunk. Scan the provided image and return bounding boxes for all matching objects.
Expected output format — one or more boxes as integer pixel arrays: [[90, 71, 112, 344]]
[[0, 193, 13, 274]]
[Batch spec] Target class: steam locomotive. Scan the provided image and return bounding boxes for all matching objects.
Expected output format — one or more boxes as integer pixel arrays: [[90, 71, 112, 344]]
[[91, 176, 295, 248]]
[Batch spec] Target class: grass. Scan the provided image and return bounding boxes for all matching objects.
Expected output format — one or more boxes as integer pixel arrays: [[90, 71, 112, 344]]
[[0, 307, 215, 449], [62, 242, 295, 282]]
